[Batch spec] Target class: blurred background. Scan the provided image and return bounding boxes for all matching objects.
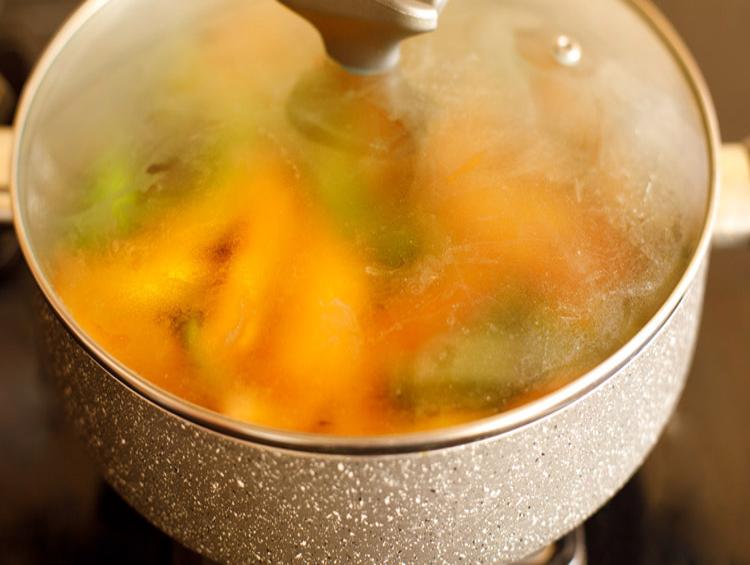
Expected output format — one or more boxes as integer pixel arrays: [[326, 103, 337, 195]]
[[0, 1, 748, 563]]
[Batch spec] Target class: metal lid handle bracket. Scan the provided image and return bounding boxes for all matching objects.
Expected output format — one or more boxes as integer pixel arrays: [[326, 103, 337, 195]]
[[277, 0, 447, 73]]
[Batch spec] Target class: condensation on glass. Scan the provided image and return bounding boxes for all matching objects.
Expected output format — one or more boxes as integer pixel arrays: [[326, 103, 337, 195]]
[[16, 0, 710, 435]]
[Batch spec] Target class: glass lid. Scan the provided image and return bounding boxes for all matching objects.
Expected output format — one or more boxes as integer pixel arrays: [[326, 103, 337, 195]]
[[16, 0, 710, 438]]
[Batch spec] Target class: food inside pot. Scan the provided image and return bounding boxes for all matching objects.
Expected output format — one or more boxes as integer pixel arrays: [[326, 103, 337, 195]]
[[47, 0, 705, 435]]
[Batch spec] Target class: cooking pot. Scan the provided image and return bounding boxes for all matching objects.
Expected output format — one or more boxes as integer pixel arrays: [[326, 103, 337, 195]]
[[1, 0, 749, 563]]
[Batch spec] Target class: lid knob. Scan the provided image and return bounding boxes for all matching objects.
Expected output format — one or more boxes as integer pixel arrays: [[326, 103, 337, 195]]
[[277, 0, 447, 74]]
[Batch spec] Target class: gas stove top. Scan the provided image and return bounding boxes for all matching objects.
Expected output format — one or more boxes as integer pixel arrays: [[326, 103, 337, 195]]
[[1, 1, 749, 563]]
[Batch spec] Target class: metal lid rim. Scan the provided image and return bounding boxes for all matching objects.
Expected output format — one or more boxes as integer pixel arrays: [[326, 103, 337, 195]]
[[9, 0, 721, 455]]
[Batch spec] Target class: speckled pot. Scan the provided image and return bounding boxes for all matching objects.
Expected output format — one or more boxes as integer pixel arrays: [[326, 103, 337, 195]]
[[2, 0, 730, 563], [37, 266, 706, 564]]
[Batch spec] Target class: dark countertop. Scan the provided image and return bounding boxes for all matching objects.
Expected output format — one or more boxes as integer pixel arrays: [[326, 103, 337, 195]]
[[0, 1, 749, 564]]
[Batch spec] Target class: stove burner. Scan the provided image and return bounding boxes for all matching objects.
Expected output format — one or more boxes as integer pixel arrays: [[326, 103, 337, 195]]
[[517, 528, 586, 565], [166, 525, 587, 564]]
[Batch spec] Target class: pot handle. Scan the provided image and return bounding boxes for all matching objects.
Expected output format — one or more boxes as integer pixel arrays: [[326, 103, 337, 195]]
[[0, 126, 12, 225], [715, 141, 750, 248]]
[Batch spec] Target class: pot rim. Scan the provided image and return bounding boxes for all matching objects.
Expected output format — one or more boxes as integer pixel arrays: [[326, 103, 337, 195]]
[[10, 0, 721, 455]]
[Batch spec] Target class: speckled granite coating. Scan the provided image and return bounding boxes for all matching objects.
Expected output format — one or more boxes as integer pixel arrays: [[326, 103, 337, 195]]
[[38, 265, 706, 564]]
